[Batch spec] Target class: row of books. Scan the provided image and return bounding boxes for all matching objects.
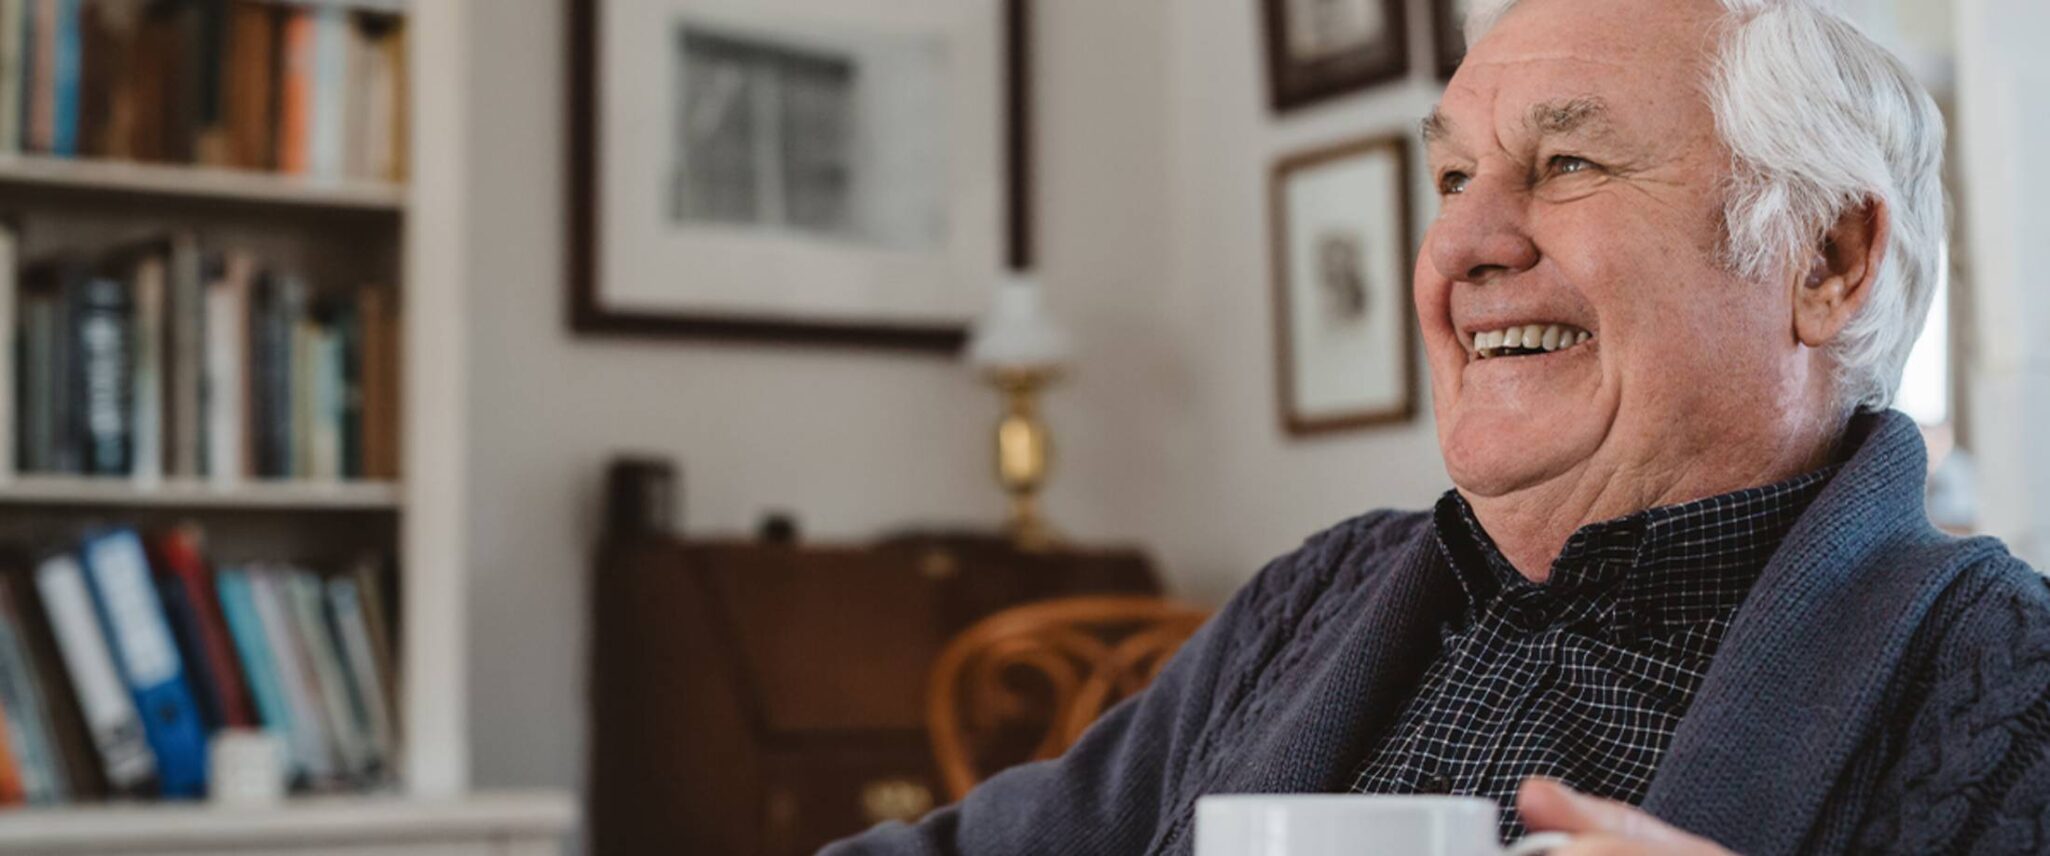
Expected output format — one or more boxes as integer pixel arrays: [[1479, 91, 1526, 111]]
[[2, 225, 402, 481], [0, 0, 408, 181], [0, 525, 397, 803]]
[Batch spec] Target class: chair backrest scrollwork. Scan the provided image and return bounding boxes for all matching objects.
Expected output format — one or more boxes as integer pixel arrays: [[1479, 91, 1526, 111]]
[[926, 596, 1211, 802]]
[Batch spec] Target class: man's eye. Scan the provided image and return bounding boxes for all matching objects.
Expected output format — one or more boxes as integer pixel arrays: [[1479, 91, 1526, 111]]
[[1550, 155, 1596, 175], [1438, 171, 1472, 195]]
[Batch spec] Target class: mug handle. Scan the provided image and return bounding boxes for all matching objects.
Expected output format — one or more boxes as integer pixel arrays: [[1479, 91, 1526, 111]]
[[1502, 832, 1574, 856]]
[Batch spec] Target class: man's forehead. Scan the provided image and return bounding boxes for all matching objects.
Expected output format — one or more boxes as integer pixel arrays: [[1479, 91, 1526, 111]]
[[1421, 96, 1616, 147]]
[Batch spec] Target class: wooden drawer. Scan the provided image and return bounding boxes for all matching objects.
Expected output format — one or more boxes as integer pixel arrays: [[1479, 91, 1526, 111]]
[[759, 736, 940, 856], [589, 535, 1159, 856]]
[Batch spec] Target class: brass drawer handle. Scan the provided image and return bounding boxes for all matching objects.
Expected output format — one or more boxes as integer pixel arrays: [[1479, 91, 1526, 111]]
[[920, 549, 959, 580], [861, 778, 934, 823]]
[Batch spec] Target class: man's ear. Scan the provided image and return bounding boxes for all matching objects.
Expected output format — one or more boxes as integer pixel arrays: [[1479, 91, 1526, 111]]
[[1794, 198, 1890, 348]]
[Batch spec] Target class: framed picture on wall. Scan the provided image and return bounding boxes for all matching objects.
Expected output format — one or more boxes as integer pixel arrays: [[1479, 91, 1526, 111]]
[[1261, 0, 1410, 112], [1433, 0, 1471, 79], [1269, 134, 1417, 435], [567, 0, 1027, 351]]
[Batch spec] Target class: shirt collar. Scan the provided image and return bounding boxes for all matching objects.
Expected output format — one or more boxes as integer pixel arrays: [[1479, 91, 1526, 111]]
[[1431, 466, 1839, 634]]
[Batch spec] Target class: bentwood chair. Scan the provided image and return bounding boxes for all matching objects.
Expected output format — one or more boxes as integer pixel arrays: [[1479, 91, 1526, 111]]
[[926, 595, 1212, 801]]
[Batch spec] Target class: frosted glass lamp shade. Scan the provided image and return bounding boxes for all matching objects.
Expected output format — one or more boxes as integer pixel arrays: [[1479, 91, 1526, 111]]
[[966, 277, 1072, 372]]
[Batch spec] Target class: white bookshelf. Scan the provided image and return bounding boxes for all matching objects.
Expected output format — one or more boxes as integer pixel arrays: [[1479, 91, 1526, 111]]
[[0, 477, 402, 511], [0, 792, 571, 853], [0, 154, 407, 212], [0, 0, 572, 851], [261, 0, 410, 13]]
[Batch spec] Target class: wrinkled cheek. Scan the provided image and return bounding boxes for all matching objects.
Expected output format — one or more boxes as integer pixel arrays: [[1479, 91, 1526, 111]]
[[1412, 259, 1463, 393]]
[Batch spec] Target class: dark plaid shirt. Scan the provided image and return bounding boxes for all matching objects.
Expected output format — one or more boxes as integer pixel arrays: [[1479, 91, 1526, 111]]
[[1350, 469, 1836, 838]]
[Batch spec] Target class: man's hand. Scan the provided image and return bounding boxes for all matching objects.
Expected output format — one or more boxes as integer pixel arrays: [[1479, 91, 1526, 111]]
[[1516, 778, 1736, 855]]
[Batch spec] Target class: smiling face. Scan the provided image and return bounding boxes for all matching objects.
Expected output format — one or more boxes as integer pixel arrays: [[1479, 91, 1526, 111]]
[[1419, 0, 1842, 568]]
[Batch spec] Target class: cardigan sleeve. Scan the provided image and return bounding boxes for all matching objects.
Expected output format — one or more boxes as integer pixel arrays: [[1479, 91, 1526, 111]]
[[1854, 556, 2050, 855], [817, 523, 1351, 856]]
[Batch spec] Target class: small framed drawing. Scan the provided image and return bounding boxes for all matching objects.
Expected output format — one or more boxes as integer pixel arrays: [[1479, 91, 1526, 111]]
[[1269, 134, 1417, 435], [1261, 0, 1410, 112], [567, 0, 1016, 351], [1433, 0, 1471, 80]]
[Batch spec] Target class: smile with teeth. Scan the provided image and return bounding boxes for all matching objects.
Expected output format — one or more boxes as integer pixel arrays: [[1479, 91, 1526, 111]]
[[1471, 323, 1594, 359]]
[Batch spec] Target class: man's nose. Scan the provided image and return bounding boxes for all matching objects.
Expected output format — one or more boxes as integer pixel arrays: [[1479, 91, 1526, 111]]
[[1428, 175, 1539, 285]]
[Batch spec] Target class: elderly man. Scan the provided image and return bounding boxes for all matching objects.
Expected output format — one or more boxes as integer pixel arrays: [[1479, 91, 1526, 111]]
[[826, 0, 2050, 853]]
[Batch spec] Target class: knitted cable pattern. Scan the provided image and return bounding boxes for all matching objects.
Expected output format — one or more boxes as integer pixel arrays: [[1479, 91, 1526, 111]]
[[1857, 561, 2050, 854]]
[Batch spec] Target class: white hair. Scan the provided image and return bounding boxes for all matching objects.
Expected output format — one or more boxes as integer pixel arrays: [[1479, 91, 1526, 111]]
[[1464, 0, 1948, 413]]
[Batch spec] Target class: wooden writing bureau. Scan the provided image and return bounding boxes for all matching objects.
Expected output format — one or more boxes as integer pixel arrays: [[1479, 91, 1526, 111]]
[[588, 533, 1159, 856]]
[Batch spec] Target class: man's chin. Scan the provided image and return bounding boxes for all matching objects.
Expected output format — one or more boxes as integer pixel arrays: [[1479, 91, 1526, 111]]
[[1439, 421, 1591, 501]]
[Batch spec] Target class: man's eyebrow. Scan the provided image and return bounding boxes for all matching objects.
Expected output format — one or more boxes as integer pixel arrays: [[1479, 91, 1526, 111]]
[[1525, 96, 1613, 138], [1420, 108, 1453, 145]]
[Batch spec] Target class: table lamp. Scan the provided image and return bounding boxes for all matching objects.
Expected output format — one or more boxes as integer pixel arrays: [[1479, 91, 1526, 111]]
[[966, 276, 1072, 550]]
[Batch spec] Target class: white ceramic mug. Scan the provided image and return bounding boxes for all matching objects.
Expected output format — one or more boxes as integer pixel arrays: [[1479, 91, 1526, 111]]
[[1195, 795, 1572, 856]]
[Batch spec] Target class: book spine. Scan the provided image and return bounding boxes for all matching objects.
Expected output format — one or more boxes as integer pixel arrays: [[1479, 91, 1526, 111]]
[[0, 0, 23, 153], [324, 575, 391, 779], [25, 0, 51, 153], [247, 567, 334, 783], [214, 568, 300, 779], [0, 225, 13, 481], [73, 0, 107, 159], [150, 526, 255, 728], [347, 558, 396, 744], [128, 255, 164, 483], [168, 236, 205, 479], [0, 701, 25, 804], [223, 1, 275, 170], [33, 553, 154, 794], [246, 272, 270, 476], [307, 6, 346, 179], [0, 591, 62, 802], [285, 570, 367, 779], [311, 321, 340, 481], [19, 296, 48, 475], [78, 530, 208, 798], [290, 317, 312, 479], [20, 291, 52, 473], [189, 0, 227, 164], [341, 15, 368, 180], [337, 298, 361, 479], [151, 574, 222, 733], [4, 569, 106, 800], [358, 287, 394, 480], [361, 19, 398, 182], [252, 272, 298, 479], [204, 255, 249, 482], [279, 275, 305, 479], [49, 266, 78, 473], [276, 8, 313, 175], [127, 3, 170, 163], [46, 0, 73, 156], [93, 3, 138, 162], [76, 275, 129, 476]]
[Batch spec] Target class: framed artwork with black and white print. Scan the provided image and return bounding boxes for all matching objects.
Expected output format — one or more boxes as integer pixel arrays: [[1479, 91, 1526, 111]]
[[1269, 134, 1418, 435]]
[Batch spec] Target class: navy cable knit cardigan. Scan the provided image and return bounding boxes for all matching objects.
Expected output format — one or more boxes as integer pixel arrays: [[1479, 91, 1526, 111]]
[[823, 410, 2050, 855]]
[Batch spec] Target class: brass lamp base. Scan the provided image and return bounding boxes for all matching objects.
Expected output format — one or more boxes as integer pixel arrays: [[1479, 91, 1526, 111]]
[[989, 367, 1062, 551]]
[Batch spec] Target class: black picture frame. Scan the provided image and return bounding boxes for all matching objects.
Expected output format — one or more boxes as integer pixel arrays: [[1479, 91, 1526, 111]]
[[1433, 0, 1467, 80], [1261, 0, 1410, 113], [565, 0, 1033, 352], [1269, 134, 1419, 435]]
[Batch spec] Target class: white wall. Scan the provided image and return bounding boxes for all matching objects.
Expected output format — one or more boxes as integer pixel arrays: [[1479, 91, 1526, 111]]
[[1954, 0, 2050, 564], [1158, 0, 1454, 602], [460, 0, 1188, 794]]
